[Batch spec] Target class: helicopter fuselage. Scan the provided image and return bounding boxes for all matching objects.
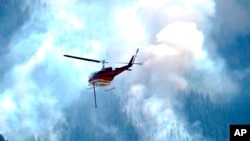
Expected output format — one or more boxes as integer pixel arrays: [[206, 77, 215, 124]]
[[88, 66, 129, 87]]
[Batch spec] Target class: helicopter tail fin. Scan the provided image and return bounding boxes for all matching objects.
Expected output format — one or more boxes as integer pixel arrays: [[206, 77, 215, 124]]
[[128, 55, 135, 67], [127, 48, 140, 68], [125, 56, 134, 69]]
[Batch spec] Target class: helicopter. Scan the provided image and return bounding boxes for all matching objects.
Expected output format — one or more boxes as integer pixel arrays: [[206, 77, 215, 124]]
[[64, 48, 142, 108]]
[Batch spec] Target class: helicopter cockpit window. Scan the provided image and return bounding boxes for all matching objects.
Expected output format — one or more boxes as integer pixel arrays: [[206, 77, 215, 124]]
[[89, 72, 95, 78]]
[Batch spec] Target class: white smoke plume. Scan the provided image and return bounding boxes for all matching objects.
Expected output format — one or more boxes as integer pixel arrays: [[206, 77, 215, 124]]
[[112, 0, 239, 140], [0, 0, 240, 140]]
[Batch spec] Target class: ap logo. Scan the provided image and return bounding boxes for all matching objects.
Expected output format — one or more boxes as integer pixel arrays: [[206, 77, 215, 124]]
[[234, 129, 247, 136], [230, 125, 250, 141]]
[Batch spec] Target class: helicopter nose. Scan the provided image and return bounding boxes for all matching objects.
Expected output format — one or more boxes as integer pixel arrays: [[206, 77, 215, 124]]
[[88, 77, 94, 83]]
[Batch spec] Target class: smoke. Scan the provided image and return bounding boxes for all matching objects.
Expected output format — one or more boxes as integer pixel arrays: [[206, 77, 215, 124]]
[[0, 0, 241, 141], [116, 0, 239, 140]]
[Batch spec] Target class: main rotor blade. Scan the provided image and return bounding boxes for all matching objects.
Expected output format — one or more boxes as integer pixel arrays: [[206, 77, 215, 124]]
[[64, 54, 101, 63]]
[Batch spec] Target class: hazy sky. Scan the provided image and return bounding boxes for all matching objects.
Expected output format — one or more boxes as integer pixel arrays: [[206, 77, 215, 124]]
[[0, 0, 249, 140]]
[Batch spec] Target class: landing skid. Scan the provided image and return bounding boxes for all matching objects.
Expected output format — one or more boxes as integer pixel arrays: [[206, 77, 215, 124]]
[[105, 87, 115, 91]]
